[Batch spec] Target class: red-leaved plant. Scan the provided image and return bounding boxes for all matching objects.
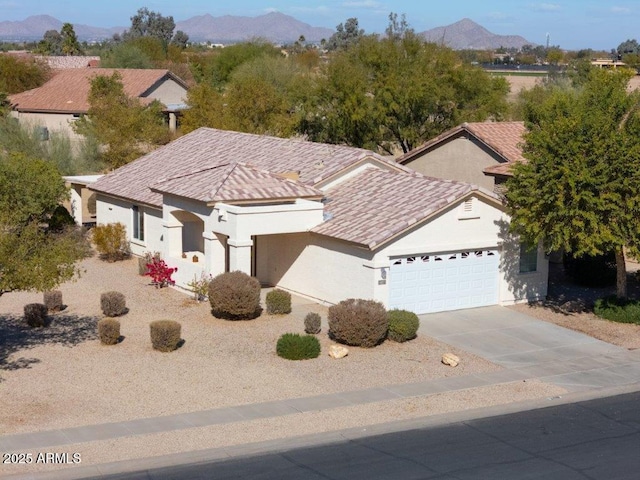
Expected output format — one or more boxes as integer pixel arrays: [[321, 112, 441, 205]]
[[145, 257, 177, 288]]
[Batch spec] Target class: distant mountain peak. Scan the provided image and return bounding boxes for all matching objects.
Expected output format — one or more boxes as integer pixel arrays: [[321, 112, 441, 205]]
[[421, 18, 532, 50]]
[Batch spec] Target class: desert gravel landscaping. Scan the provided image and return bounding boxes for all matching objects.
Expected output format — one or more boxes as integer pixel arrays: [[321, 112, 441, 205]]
[[10, 253, 639, 474], [0, 255, 505, 435]]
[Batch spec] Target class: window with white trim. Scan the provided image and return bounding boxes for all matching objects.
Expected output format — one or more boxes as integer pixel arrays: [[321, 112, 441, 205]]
[[132, 205, 145, 242], [519, 242, 537, 273]]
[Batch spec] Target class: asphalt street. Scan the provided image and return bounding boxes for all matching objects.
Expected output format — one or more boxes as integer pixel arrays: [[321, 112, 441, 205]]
[[82, 390, 640, 480]]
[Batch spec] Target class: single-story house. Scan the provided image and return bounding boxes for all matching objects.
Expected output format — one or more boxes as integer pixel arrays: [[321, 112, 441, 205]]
[[8, 68, 189, 139], [90, 128, 547, 314], [396, 121, 526, 194]]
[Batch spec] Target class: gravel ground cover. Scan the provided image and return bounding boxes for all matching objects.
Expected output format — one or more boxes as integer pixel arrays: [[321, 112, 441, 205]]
[[1, 255, 506, 436]]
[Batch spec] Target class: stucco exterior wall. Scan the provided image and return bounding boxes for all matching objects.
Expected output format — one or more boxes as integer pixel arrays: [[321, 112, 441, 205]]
[[95, 194, 164, 258], [402, 136, 502, 190], [145, 79, 187, 105], [11, 111, 82, 140], [255, 233, 376, 305]]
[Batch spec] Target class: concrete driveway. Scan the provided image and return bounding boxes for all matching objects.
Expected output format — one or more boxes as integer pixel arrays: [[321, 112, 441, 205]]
[[419, 306, 640, 392]]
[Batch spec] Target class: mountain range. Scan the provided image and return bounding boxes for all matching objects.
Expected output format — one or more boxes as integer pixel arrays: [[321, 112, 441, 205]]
[[0, 14, 532, 49]]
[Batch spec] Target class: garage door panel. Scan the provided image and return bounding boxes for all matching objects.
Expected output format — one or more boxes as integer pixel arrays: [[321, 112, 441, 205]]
[[389, 249, 499, 314]]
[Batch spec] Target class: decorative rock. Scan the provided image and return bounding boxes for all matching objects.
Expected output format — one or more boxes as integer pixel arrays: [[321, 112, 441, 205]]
[[441, 352, 460, 367], [328, 344, 349, 359]]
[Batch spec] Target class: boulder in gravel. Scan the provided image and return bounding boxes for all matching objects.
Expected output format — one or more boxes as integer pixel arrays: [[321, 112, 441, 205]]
[[328, 344, 349, 359], [442, 353, 460, 367]]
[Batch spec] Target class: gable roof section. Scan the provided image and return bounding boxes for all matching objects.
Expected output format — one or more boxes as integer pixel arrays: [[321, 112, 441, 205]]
[[9, 68, 187, 113], [396, 121, 526, 176], [90, 128, 393, 208], [312, 169, 500, 250], [151, 162, 323, 204]]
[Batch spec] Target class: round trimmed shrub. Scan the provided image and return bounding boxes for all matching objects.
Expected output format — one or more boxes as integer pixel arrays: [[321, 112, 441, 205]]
[[208, 271, 261, 320], [328, 298, 388, 348], [266, 289, 292, 315], [150, 320, 182, 352], [276, 333, 321, 360], [43, 290, 63, 312], [387, 309, 419, 342], [24, 303, 48, 328], [98, 318, 121, 345], [101, 291, 127, 317], [304, 312, 322, 334]]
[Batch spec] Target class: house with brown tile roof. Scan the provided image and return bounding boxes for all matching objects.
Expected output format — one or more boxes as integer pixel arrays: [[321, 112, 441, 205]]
[[92, 127, 548, 314], [396, 121, 526, 193], [8, 68, 188, 139]]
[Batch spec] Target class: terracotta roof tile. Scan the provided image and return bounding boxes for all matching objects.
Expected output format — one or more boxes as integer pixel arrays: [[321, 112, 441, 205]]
[[313, 169, 496, 249], [9, 68, 184, 113], [91, 128, 396, 207], [151, 162, 323, 203]]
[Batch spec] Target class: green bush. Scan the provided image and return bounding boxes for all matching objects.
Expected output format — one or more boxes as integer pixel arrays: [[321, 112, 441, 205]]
[[387, 309, 420, 342], [208, 271, 261, 320], [48, 205, 76, 232], [563, 251, 616, 287], [150, 320, 182, 352], [304, 312, 321, 334], [24, 303, 48, 328], [43, 290, 63, 312], [100, 291, 127, 317], [276, 333, 321, 360], [266, 288, 291, 315], [93, 222, 130, 262], [98, 318, 121, 345], [594, 296, 640, 325], [328, 298, 388, 348]]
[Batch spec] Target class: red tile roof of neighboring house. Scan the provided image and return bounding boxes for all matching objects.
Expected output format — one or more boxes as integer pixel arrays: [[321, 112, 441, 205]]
[[312, 168, 499, 249], [91, 127, 402, 208], [396, 121, 527, 177], [9, 68, 186, 113], [151, 162, 323, 204]]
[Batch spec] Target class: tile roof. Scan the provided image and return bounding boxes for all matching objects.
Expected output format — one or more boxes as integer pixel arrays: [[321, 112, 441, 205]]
[[396, 121, 527, 174], [312, 169, 498, 249], [9, 68, 185, 113], [151, 163, 323, 204], [91, 128, 395, 207]]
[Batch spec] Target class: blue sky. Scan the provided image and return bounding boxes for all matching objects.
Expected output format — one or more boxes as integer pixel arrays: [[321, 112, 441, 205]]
[[1, 0, 638, 50]]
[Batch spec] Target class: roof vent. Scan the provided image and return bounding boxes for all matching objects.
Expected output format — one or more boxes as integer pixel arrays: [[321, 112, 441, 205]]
[[323, 212, 334, 221], [314, 160, 325, 169]]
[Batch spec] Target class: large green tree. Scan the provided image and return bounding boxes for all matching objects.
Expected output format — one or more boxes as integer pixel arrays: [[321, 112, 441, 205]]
[[505, 68, 640, 298], [0, 152, 88, 293], [73, 72, 169, 169], [0, 53, 50, 94], [302, 18, 508, 154]]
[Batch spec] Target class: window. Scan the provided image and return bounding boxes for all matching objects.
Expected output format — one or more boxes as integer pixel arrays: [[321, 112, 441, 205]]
[[132, 205, 144, 242], [519, 243, 537, 273]]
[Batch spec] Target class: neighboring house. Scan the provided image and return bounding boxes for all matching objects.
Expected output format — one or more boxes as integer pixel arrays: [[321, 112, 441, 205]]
[[8, 68, 188, 139], [90, 128, 548, 314], [396, 121, 526, 194]]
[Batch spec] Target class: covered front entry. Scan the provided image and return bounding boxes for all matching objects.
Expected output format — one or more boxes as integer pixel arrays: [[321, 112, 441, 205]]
[[388, 249, 500, 314]]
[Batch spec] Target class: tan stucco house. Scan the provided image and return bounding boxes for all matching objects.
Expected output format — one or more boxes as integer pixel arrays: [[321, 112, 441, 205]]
[[396, 121, 526, 194], [9, 68, 188, 138], [90, 128, 547, 314]]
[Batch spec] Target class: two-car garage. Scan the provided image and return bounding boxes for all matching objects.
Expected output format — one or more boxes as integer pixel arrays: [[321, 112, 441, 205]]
[[388, 249, 500, 314]]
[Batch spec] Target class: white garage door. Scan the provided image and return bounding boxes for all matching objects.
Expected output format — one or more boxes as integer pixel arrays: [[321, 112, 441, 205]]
[[389, 249, 500, 314]]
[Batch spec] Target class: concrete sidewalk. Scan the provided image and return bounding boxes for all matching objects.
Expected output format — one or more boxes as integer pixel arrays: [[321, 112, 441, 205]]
[[3, 306, 640, 479]]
